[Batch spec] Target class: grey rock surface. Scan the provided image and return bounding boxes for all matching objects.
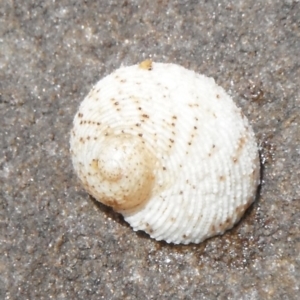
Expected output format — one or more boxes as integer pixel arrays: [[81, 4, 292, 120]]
[[0, 0, 299, 299]]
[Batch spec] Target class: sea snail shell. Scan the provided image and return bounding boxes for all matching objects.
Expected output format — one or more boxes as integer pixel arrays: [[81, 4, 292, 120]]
[[70, 61, 260, 244]]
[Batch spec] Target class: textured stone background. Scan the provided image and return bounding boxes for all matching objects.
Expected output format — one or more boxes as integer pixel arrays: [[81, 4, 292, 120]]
[[0, 1, 299, 299]]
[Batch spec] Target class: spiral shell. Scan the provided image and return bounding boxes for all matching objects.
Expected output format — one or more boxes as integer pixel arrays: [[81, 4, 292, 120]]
[[70, 61, 260, 244]]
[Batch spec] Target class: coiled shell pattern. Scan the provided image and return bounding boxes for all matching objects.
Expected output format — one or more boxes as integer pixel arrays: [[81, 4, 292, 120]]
[[70, 61, 260, 244]]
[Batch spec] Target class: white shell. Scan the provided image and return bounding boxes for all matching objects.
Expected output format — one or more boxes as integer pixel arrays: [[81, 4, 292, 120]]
[[70, 61, 260, 244]]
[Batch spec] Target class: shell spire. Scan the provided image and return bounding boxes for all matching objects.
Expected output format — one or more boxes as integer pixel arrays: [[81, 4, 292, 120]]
[[88, 133, 156, 211]]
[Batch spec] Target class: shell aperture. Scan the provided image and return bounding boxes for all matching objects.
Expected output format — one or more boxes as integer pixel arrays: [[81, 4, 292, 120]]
[[70, 61, 260, 244]]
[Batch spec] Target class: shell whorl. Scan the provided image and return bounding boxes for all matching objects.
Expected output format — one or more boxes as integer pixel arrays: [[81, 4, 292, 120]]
[[70, 62, 260, 244], [88, 133, 156, 210]]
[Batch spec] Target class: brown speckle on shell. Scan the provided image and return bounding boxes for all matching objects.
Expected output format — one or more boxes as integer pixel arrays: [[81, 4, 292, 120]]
[[139, 59, 153, 70]]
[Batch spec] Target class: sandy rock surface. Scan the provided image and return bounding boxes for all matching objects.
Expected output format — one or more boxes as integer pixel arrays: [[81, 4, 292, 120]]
[[0, 1, 299, 299]]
